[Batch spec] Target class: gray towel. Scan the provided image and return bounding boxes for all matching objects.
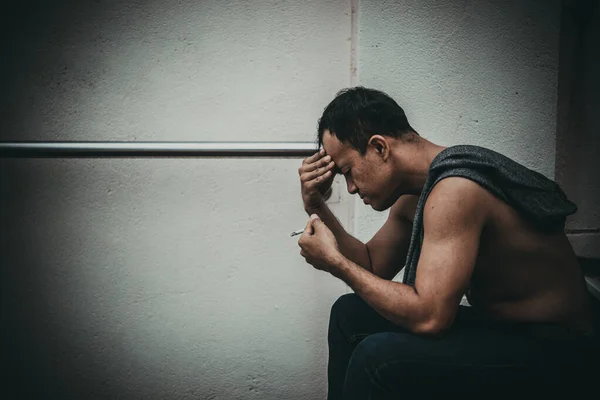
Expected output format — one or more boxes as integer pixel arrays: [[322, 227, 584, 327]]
[[401, 145, 577, 286]]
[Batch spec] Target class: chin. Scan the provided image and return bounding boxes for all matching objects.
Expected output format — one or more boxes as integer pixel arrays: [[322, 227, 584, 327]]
[[369, 200, 385, 212], [373, 196, 397, 211]]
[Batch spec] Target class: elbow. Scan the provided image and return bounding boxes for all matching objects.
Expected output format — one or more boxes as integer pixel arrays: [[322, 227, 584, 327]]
[[407, 300, 458, 337], [412, 316, 453, 338]]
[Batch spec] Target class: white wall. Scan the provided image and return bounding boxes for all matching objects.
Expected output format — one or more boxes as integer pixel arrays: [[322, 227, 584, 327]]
[[353, 0, 561, 251], [1, 0, 564, 398], [1, 0, 350, 143], [1, 1, 352, 399]]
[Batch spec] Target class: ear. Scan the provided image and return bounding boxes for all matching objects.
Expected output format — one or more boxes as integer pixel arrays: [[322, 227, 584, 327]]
[[367, 135, 389, 160]]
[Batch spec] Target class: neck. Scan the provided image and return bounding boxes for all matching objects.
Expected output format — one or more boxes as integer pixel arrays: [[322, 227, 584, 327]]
[[391, 137, 446, 195]]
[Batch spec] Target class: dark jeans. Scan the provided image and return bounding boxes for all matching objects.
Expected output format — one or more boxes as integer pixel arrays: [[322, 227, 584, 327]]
[[327, 293, 598, 400]]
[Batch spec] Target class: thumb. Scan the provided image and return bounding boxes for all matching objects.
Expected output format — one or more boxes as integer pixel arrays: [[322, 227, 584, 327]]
[[304, 215, 317, 235], [310, 214, 324, 232]]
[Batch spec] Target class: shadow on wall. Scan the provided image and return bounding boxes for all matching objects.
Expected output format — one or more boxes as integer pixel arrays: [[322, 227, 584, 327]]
[[1, 3, 128, 397], [1, 1, 107, 141], [1, 161, 77, 399], [2, 0, 351, 398]]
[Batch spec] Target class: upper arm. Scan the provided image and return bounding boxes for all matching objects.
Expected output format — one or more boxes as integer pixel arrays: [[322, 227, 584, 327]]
[[365, 195, 417, 280], [414, 177, 489, 333]]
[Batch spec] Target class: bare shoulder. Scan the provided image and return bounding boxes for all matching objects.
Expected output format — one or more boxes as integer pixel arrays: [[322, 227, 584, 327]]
[[424, 177, 492, 234], [389, 194, 419, 223], [427, 177, 492, 208]]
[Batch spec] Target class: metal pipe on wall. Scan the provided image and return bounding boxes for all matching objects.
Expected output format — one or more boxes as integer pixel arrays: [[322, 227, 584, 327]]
[[0, 142, 318, 158]]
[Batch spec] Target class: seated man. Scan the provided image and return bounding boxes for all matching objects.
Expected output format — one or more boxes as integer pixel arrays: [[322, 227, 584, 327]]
[[296, 87, 597, 399]]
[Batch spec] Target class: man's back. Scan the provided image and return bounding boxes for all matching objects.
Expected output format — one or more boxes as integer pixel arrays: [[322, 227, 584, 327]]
[[469, 186, 594, 334], [398, 182, 595, 335]]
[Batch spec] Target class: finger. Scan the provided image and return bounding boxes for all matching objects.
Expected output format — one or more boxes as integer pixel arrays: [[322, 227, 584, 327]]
[[310, 214, 321, 226], [304, 169, 333, 186], [304, 216, 315, 235], [310, 215, 329, 237], [321, 168, 336, 186], [300, 156, 332, 175], [300, 249, 307, 258], [302, 149, 325, 165], [311, 215, 325, 232], [301, 165, 332, 182]]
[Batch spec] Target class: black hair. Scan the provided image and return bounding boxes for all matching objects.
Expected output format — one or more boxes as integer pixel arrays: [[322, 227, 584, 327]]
[[317, 86, 417, 154]]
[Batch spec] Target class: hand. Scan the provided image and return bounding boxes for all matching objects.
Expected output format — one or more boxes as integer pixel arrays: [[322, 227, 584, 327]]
[[298, 214, 342, 273], [298, 149, 336, 212]]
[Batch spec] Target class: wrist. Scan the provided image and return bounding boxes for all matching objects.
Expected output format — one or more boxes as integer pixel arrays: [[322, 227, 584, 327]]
[[304, 199, 325, 215], [328, 252, 348, 277]]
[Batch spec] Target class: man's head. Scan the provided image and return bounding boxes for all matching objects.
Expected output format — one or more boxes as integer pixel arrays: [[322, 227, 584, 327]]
[[317, 87, 416, 154], [317, 87, 427, 211]]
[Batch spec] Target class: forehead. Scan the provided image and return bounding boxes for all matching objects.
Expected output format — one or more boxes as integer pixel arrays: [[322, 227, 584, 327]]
[[322, 130, 352, 163]]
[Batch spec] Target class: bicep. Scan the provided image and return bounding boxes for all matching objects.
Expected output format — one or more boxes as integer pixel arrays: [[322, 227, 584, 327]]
[[414, 178, 488, 329]]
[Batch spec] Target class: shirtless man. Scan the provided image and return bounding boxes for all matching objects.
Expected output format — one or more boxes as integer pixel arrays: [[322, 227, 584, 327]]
[[296, 87, 596, 399]]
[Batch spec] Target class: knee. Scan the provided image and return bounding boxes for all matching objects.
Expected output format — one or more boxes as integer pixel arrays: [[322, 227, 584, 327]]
[[328, 293, 362, 341], [329, 293, 362, 321], [348, 332, 418, 383], [329, 294, 361, 326], [349, 332, 394, 370], [345, 333, 405, 393]]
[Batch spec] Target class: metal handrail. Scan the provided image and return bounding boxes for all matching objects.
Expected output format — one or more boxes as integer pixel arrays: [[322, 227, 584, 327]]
[[0, 141, 318, 158]]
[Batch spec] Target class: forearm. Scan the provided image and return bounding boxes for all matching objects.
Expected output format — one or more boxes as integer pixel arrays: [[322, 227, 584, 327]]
[[306, 201, 372, 272], [330, 256, 433, 334]]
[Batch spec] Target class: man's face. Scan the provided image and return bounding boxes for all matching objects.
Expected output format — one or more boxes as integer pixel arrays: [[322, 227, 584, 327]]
[[322, 130, 394, 211]]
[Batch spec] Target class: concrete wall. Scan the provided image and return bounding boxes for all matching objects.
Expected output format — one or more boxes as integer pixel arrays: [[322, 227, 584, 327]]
[[353, 0, 562, 254], [1, 0, 565, 398], [1, 1, 352, 399], [0, 0, 351, 143]]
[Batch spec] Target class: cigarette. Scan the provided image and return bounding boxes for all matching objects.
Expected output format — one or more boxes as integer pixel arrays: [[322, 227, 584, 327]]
[[290, 229, 304, 237]]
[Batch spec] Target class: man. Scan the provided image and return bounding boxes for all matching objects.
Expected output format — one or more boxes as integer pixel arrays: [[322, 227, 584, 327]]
[[297, 87, 597, 399]]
